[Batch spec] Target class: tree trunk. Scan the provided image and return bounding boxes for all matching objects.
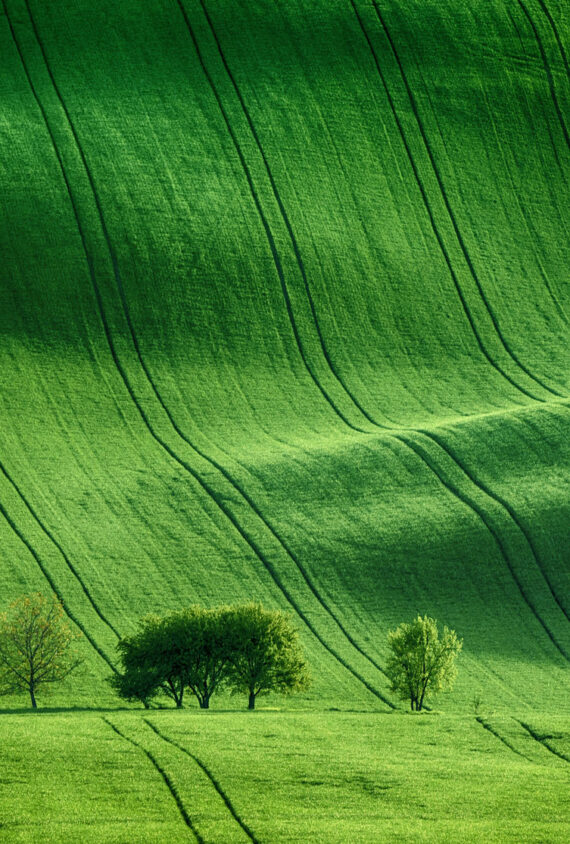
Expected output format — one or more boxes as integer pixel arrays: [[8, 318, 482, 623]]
[[248, 691, 256, 710], [200, 697, 210, 709], [30, 687, 37, 709]]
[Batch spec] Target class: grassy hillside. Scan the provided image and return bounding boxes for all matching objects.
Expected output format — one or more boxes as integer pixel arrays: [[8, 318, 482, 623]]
[[0, 0, 569, 836]]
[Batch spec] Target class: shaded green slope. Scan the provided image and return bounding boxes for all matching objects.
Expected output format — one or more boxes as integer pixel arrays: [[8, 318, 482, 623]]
[[0, 0, 568, 710]]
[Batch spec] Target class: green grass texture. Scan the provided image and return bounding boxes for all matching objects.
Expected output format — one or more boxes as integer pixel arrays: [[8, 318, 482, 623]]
[[0, 0, 568, 716], [1, 710, 569, 842]]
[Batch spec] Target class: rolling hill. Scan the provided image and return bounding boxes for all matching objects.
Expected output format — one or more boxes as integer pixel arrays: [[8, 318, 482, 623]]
[[0, 0, 569, 721]]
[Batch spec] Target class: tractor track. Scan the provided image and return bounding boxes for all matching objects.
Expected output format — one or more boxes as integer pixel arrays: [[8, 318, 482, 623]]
[[369, 0, 566, 401], [517, 719, 570, 764], [476, 716, 534, 762], [0, 481, 116, 671], [103, 718, 202, 841], [517, 0, 570, 149], [144, 718, 260, 843], [9, 0, 396, 706], [4, 0, 569, 707]]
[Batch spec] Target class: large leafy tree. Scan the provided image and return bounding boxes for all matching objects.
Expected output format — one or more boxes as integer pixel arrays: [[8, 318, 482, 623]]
[[111, 606, 233, 709], [111, 614, 183, 707], [224, 603, 310, 710], [0, 593, 83, 709], [386, 615, 462, 711], [184, 606, 234, 709]]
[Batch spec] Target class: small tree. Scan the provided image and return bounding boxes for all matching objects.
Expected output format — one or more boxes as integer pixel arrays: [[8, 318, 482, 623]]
[[224, 603, 310, 709], [386, 615, 462, 711], [0, 593, 83, 709]]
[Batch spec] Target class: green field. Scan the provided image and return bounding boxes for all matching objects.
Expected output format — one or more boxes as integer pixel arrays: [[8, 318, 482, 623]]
[[1, 710, 570, 842], [0, 0, 569, 839]]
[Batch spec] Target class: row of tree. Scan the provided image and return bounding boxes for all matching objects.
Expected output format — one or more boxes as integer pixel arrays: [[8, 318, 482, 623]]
[[0, 593, 461, 712], [111, 603, 310, 710]]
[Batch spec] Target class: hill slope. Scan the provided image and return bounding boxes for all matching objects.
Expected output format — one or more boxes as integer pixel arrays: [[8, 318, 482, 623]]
[[0, 0, 569, 711]]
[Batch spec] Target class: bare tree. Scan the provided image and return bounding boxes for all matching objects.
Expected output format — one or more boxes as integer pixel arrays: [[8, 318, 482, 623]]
[[0, 593, 83, 708]]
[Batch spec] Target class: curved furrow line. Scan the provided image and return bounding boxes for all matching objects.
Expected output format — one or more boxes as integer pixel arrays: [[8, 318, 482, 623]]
[[4, 7, 125, 671], [2, 0, 130, 643], [234, 0, 569, 637], [392, 434, 570, 662], [475, 717, 534, 762], [178, 0, 570, 664], [0, 458, 121, 638], [103, 718, 202, 841], [144, 719, 259, 844], [517, 0, 570, 148], [474, 74, 569, 327], [191, 0, 384, 430], [200, 0, 570, 639], [349, 0, 544, 404], [418, 429, 570, 622], [15, 0, 395, 707], [11, 1, 394, 704], [287, 221, 570, 644], [0, 494, 116, 671], [33, 0, 570, 680], [505, 5, 569, 186], [175, 0, 368, 436], [200, 0, 570, 630], [535, 0, 570, 80], [517, 720, 570, 764], [369, 0, 566, 400], [398, 425, 570, 636], [15, 0, 567, 701]]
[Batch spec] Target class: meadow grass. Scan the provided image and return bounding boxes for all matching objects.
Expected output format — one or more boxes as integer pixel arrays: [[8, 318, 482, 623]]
[[0, 709, 569, 843]]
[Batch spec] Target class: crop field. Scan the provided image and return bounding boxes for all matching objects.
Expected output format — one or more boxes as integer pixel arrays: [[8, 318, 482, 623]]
[[1, 710, 570, 842], [0, 0, 568, 840]]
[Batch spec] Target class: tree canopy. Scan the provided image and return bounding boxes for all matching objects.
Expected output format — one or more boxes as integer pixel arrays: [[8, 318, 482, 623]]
[[0, 593, 83, 708], [386, 615, 462, 711], [110, 603, 309, 709], [111, 607, 231, 709], [224, 603, 310, 709]]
